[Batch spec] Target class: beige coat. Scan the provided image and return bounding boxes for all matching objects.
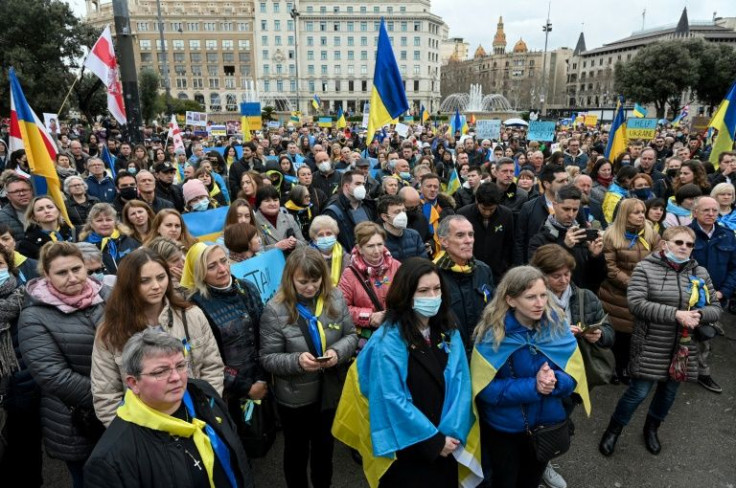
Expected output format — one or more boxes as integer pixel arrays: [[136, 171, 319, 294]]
[[91, 301, 224, 426]]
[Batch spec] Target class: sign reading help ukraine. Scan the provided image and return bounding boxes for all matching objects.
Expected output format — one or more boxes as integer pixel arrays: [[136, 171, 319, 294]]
[[230, 249, 286, 302], [625, 118, 658, 140], [527, 121, 556, 142]]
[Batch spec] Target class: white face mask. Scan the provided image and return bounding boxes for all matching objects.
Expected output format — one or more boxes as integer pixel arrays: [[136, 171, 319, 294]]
[[352, 185, 366, 201], [392, 211, 408, 229], [318, 162, 331, 173]]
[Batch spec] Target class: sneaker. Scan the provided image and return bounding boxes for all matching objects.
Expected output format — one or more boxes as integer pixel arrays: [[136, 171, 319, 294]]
[[542, 463, 567, 488], [698, 375, 723, 394]]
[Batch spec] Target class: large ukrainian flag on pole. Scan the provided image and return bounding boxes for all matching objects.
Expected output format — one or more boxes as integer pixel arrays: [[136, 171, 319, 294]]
[[604, 95, 627, 161], [367, 19, 409, 144], [8, 68, 71, 224], [708, 81, 736, 170]]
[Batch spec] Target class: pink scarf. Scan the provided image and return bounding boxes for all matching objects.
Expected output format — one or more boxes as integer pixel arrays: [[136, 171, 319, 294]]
[[350, 247, 394, 281], [32, 278, 104, 313]]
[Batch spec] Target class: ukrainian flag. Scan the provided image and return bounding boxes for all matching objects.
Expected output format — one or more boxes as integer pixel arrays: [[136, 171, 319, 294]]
[[367, 19, 410, 146], [451, 108, 463, 135], [709, 81, 736, 170], [8, 68, 71, 224], [290, 111, 301, 123], [312, 94, 322, 112], [241, 116, 252, 142], [604, 96, 627, 161], [445, 167, 461, 195], [332, 326, 483, 488], [633, 103, 647, 118], [420, 105, 429, 124], [336, 106, 347, 129], [182, 206, 229, 243]]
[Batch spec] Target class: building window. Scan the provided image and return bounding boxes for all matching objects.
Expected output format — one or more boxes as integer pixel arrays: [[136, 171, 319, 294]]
[[308, 80, 315, 91], [288, 36, 294, 46], [275, 36, 282, 46], [264, 81, 270, 92], [261, 35, 268, 46], [136, 22, 149, 31], [414, 51, 420, 61], [348, 65, 354, 75], [222, 40, 234, 51], [361, 51, 368, 61], [347, 51, 354, 61], [223, 53, 234, 62], [414, 21, 421, 31], [335, 65, 341, 75], [320, 51, 327, 60], [334, 22, 340, 32], [334, 37, 341, 47], [361, 37, 367, 46], [274, 20, 281, 31], [237, 22, 251, 32], [262, 50, 269, 60], [320, 21, 326, 32], [400, 37, 407, 47], [239, 52, 251, 62], [320, 37, 327, 46], [400, 51, 406, 61], [307, 65, 315, 75], [189, 40, 201, 50], [261, 20, 267, 31], [187, 22, 199, 31], [273, 2, 280, 13], [238, 40, 250, 50], [140, 53, 152, 63], [414, 65, 420, 75], [321, 65, 328, 75], [334, 51, 341, 60], [361, 65, 367, 75], [288, 20, 294, 31], [414, 36, 420, 46], [307, 37, 314, 46], [414, 80, 419, 91], [290, 80, 297, 91], [306, 21, 314, 32], [206, 40, 217, 50], [139, 40, 151, 50], [172, 40, 184, 51]]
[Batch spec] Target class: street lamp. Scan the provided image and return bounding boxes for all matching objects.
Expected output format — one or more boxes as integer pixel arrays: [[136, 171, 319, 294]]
[[290, 7, 301, 114], [155, 0, 172, 117], [540, 1, 552, 116]]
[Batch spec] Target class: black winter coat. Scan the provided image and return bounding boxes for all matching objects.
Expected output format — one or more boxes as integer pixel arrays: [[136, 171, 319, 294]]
[[83, 379, 255, 488], [458, 203, 514, 284], [17, 223, 75, 260], [383, 227, 428, 262], [66, 196, 100, 232]]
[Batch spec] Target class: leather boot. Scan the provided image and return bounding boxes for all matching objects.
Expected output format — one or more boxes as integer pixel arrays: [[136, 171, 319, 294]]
[[599, 418, 624, 456], [643, 415, 661, 455]]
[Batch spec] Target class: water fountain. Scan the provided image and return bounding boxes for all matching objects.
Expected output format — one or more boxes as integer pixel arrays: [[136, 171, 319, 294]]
[[440, 84, 518, 120]]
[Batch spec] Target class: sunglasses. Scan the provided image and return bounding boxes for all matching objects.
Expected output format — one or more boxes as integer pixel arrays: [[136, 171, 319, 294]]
[[669, 240, 695, 248]]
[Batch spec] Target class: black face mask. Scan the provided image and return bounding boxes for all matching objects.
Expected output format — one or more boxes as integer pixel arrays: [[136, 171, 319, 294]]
[[119, 187, 137, 200]]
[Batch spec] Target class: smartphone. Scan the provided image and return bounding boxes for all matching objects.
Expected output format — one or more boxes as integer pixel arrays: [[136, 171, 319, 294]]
[[315, 356, 332, 362], [585, 229, 600, 241]]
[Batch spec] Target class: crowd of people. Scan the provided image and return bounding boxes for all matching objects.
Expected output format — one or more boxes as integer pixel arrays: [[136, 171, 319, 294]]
[[0, 116, 731, 488]]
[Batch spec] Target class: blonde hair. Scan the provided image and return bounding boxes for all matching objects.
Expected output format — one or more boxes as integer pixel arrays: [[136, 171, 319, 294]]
[[473, 266, 564, 348], [711, 182, 735, 204], [189, 244, 228, 299], [79, 203, 132, 240], [25, 196, 66, 228], [602, 198, 658, 249]]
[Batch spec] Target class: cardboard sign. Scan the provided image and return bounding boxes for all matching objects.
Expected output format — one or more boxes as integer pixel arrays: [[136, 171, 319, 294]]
[[626, 118, 658, 140], [230, 249, 286, 303], [476, 119, 501, 140], [691, 116, 710, 132], [584, 114, 598, 127], [527, 121, 556, 142], [186, 111, 208, 127], [394, 123, 410, 138]]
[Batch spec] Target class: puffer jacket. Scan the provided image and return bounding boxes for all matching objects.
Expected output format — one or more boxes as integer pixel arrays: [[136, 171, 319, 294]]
[[254, 209, 307, 250], [260, 289, 357, 408], [383, 227, 428, 262], [91, 300, 225, 426], [690, 221, 736, 298], [627, 253, 722, 381], [599, 234, 660, 333], [17, 279, 111, 461]]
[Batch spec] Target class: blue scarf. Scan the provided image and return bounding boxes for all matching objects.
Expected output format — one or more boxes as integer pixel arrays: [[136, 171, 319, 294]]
[[86, 231, 119, 260], [296, 297, 326, 357]]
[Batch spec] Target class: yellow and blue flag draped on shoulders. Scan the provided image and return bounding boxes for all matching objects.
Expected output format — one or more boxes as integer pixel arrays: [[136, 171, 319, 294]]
[[182, 206, 229, 243], [366, 19, 410, 145], [709, 81, 736, 170], [332, 325, 483, 488], [8, 68, 71, 225], [633, 103, 647, 118], [604, 96, 627, 161], [336, 106, 347, 129], [467, 313, 591, 472]]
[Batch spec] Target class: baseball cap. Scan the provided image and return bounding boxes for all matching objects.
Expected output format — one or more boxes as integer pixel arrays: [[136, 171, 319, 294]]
[[153, 161, 176, 173]]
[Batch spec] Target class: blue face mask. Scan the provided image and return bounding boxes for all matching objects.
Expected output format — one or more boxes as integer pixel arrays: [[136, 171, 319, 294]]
[[413, 295, 442, 318], [92, 272, 104, 282], [664, 243, 689, 264], [127, 167, 138, 175], [315, 235, 337, 252], [399, 171, 411, 181], [0, 269, 9, 286], [192, 199, 209, 212]]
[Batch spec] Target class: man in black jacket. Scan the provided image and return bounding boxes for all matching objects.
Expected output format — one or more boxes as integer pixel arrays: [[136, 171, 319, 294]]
[[458, 182, 514, 284], [494, 157, 528, 214], [322, 170, 376, 251], [154, 162, 185, 212], [378, 194, 427, 262], [228, 142, 258, 196]]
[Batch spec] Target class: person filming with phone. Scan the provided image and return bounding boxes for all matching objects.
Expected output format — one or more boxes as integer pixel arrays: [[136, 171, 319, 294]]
[[528, 184, 606, 292], [260, 247, 357, 488]]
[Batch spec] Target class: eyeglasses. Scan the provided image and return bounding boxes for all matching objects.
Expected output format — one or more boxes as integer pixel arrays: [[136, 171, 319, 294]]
[[140, 360, 189, 381], [669, 240, 695, 248], [7, 189, 31, 195]]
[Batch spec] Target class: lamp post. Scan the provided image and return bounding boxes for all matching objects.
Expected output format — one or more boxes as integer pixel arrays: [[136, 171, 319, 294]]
[[540, 1, 552, 116], [290, 7, 301, 114], [155, 0, 172, 117]]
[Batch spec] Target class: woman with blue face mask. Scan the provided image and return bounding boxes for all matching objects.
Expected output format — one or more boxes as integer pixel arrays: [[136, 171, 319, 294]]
[[182, 178, 214, 213], [308, 215, 350, 286], [333, 257, 479, 488]]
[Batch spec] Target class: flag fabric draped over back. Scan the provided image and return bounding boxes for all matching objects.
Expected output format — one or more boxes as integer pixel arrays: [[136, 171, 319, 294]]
[[84, 25, 127, 125], [8, 68, 71, 225], [709, 81, 736, 170], [366, 19, 409, 145], [605, 96, 627, 161]]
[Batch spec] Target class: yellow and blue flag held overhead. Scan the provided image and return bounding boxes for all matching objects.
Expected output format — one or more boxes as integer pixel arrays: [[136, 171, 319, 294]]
[[420, 104, 430, 123], [709, 81, 736, 170], [605, 95, 627, 161], [336, 106, 347, 129], [633, 103, 647, 118], [445, 167, 461, 195], [182, 206, 229, 243], [367, 19, 410, 144], [312, 94, 322, 111], [8, 68, 71, 225]]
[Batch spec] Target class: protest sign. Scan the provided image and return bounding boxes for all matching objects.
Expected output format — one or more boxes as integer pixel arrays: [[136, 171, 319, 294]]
[[394, 123, 410, 138], [625, 118, 657, 140], [230, 249, 286, 303], [186, 111, 208, 127], [475, 119, 501, 140], [527, 121, 556, 142]]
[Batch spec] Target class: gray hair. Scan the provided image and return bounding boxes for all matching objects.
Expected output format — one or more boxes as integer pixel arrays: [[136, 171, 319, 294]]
[[63, 175, 87, 196], [75, 242, 103, 263], [122, 329, 185, 378], [437, 215, 470, 239], [309, 215, 339, 240]]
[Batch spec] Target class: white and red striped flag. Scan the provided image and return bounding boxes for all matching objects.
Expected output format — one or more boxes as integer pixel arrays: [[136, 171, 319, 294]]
[[84, 25, 127, 125], [167, 115, 185, 152]]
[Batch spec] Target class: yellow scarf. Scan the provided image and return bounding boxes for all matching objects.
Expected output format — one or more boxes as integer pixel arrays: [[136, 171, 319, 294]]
[[117, 389, 218, 487], [100, 229, 121, 252], [13, 251, 27, 268], [329, 244, 343, 286], [284, 200, 313, 221], [209, 182, 222, 199]]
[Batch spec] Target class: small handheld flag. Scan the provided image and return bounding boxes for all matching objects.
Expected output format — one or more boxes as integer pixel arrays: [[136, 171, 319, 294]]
[[336, 107, 347, 129], [312, 94, 322, 112]]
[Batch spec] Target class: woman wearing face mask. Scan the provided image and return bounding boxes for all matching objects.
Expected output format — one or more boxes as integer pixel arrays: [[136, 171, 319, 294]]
[[121, 200, 154, 244], [338, 222, 401, 351], [599, 226, 721, 457], [75, 242, 117, 287], [472, 266, 589, 488], [254, 186, 305, 253], [284, 185, 315, 240], [224, 223, 263, 262], [195, 167, 228, 207], [146, 209, 198, 251], [182, 178, 216, 213], [18, 196, 76, 260], [260, 247, 357, 488], [653, 157, 682, 200], [333, 257, 478, 488], [598, 198, 660, 384], [308, 216, 350, 286], [629, 173, 655, 202]]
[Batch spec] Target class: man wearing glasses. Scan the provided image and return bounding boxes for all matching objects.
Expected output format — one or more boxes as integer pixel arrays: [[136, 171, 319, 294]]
[[0, 174, 33, 240]]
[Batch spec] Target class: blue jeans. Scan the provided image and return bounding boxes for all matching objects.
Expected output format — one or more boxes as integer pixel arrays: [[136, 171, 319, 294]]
[[611, 378, 680, 426]]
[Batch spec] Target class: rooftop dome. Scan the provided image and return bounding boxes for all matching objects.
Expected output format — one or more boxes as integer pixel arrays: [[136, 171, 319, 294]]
[[474, 44, 487, 58], [513, 38, 528, 53]]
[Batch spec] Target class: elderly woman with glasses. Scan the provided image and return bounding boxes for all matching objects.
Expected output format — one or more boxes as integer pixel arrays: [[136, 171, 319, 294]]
[[599, 226, 721, 458], [64, 175, 100, 233]]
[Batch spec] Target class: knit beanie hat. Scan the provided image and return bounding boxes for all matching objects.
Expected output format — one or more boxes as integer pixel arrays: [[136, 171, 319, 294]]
[[182, 178, 208, 204]]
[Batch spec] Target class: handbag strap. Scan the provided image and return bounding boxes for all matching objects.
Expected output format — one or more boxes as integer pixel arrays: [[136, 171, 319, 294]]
[[348, 265, 384, 312], [577, 287, 586, 329], [507, 354, 533, 435]]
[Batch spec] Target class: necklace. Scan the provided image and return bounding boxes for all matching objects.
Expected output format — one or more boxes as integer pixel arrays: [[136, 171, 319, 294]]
[[183, 447, 203, 471]]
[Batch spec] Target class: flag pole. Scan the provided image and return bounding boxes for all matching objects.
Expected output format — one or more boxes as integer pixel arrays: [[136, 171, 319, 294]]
[[57, 73, 82, 116]]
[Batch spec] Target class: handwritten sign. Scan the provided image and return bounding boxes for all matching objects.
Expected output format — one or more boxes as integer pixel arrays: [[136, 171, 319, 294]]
[[476, 119, 501, 140], [584, 114, 598, 127], [626, 118, 657, 140], [230, 249, 286, 302], [394, 123, 410, 138], [527, 121, 556, 142]]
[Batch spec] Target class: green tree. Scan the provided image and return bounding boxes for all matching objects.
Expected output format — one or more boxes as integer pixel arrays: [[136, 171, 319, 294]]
[[262, 106, 276, 121], [683, 38, 736, 113], [614, 41, 698, 118], [0, 0, 96, 115], [138, 68, 161, 124], [73, 72, 107, 124], [168, 97, 205, 114]]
